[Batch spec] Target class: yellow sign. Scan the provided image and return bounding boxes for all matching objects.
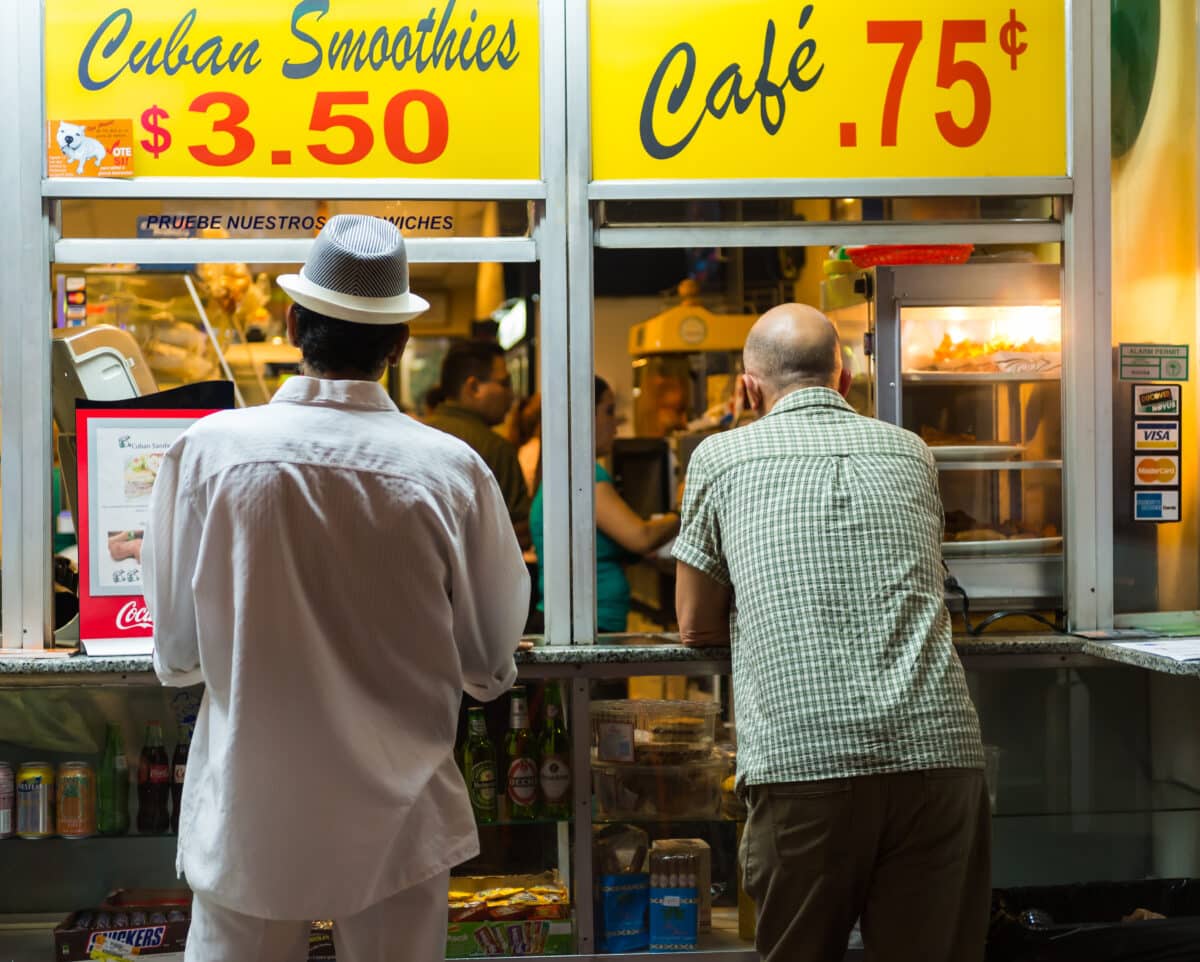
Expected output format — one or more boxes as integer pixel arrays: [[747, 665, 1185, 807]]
[[591, 0, 1066, 180], [45, 1, 540, 179]]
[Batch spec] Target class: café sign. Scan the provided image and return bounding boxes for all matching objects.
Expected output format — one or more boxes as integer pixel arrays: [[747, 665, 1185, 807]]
[[590, 0, 1067, 180]]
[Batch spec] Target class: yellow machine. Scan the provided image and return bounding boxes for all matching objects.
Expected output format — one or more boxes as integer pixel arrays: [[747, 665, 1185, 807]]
[[628, 302, 756, 437]]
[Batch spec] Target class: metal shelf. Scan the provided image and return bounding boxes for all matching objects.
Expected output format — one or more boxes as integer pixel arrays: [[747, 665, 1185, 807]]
[[904, 371, 1062, 384], [936, 460, 1063, 471]]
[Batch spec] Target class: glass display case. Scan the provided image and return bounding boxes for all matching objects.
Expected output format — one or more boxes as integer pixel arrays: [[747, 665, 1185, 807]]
[[5, 652, 1199, 962], [823, 264, 1064, 612]]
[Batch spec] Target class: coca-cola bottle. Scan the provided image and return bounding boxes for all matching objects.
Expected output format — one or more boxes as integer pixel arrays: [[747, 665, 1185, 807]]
[[170, 731, 189, 834], [137, 722, 170, 834]]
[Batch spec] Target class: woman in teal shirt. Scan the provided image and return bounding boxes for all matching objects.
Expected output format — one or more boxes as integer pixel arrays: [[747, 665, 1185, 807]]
[[531, 376, 680, 632]]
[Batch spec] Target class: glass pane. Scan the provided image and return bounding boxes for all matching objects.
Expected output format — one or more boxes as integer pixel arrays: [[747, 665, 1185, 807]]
[[1111, 1, 1199, 616], [588, 677, 749, 954], [591, 244, 1064, 638], [898, 304, 1064, 554]]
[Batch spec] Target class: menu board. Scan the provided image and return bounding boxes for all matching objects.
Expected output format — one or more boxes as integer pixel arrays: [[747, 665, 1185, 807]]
[[76, 407, 217, 653]]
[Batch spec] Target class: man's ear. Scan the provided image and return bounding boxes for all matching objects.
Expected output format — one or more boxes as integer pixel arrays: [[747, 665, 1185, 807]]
[[387, 325, 410, 366], [285, 304, 300, 347], [743, 374, 766, 413], [838, 367, 852, 398]]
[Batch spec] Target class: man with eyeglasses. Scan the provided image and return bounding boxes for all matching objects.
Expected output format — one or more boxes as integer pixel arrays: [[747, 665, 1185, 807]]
[[426, 339, 531, 549]]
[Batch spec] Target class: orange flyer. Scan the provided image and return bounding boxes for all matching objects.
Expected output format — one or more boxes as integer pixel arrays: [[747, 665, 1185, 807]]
[[48, 119, 134, 177]]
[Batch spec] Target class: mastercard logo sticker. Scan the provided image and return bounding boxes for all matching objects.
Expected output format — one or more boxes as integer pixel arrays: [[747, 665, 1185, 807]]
[[1135, 457, 1179, 485]]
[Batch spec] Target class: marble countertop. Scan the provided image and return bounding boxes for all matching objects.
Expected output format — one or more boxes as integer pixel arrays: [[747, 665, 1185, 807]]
[[0, 631, 1099, 682], [1080, 639, 1200, 677]]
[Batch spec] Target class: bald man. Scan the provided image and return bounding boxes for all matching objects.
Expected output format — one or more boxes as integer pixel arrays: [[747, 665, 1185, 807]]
[[673, 304, 989, 962]]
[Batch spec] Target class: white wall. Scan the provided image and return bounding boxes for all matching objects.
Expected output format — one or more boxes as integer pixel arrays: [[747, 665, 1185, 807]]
[[593, 296, 666, 435]]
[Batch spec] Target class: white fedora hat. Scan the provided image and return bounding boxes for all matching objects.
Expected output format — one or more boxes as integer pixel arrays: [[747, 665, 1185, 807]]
[[277, 215, 429, 325]]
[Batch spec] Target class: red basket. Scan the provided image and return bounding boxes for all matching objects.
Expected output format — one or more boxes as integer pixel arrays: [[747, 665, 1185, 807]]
[[846, 244, 974, 267]]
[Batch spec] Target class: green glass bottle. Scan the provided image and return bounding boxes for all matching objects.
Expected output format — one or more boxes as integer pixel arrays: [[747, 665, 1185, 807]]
[[538, 682, 571, 820], [504, 686, 539, 820], [97, 722, 130, 836], [461, 707, 498, 824]]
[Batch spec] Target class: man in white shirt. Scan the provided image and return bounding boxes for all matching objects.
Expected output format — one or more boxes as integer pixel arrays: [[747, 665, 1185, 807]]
[[143, 215, 530, 962]]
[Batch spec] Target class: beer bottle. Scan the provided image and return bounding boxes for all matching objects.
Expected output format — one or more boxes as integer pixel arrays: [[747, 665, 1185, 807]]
[[97, 722, 130, 836], [170, 730, 190, 834], [504, 686, 539, 820], [137, 722, 170, 835], [461, 708, 498, 824], [539, 681, 571, 819]]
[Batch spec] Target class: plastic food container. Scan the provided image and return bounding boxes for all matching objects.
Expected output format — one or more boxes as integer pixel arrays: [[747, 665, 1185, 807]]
[[592, 757, 725, 819], [591, 700, 721, 764], [846, 244, 974, 267]]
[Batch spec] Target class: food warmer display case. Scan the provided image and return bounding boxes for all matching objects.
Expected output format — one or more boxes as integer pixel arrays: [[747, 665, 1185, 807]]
[[822, 263, 1063, 612]]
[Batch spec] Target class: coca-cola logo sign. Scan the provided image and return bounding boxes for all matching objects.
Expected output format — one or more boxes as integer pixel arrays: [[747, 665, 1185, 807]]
[[115, 600, 154, 631]]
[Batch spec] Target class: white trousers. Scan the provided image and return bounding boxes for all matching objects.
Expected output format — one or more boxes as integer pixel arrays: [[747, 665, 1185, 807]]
[[185, 870, 450, 962]]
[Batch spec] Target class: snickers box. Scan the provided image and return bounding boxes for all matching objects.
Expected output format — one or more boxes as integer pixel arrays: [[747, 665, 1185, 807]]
[[54, 889, 191, 961], [446, 871, 574, 958]]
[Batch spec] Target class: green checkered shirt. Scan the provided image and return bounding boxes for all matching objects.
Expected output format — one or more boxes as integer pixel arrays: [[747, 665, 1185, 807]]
[[674, 387, 983, 786]]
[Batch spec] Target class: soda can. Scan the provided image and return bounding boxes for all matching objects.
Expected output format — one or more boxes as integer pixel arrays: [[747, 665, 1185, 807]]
[[56, 762, 97, 839], [16, 763, 54, 839], [0, 762, 13, 839]]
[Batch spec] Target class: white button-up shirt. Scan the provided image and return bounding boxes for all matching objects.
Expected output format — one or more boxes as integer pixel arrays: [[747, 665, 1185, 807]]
[[143, 376, 529, 920]]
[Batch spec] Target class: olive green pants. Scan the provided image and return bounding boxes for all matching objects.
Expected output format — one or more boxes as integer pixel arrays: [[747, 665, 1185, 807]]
[[741, 769, 991, 962]]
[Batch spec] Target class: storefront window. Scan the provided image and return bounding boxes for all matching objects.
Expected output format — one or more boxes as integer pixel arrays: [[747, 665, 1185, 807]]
[[49, 207, 546, 642], [591, 240, 1064, 640]]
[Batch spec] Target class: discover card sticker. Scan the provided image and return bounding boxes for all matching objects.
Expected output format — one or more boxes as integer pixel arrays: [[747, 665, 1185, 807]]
[[1133, 384, 1181, 416]]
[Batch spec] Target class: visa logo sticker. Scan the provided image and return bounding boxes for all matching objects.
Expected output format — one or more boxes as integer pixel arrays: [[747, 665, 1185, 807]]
[[1134, 455, 1180, 486], [1135, 490, 1180, 522], [1134, 420, 1180, 451]]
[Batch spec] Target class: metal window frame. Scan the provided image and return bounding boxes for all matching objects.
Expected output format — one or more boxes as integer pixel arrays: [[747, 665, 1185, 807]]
[[589, 176, 1075, 201], [566, 0, 598, 654], [1061, 0, 1113, 630], [2, 0, 53, 650]]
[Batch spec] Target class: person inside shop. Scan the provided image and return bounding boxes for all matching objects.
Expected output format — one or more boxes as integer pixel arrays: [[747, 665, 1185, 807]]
[[426, 339, 531, 549], [142, 215, 530, 962], [672, 303, 989, 962], [530, 376, 680, 633], [510, 391, 542, 496]]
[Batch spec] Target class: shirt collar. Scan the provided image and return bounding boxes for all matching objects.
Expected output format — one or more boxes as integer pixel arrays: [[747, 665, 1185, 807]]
[[269, 375, 396, 412], [765, 386, 856, 418], [436, 403, 489, 426]]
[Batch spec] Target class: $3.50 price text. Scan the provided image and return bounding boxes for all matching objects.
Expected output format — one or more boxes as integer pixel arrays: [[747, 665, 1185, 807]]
[[139, 89, 448, 167]]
